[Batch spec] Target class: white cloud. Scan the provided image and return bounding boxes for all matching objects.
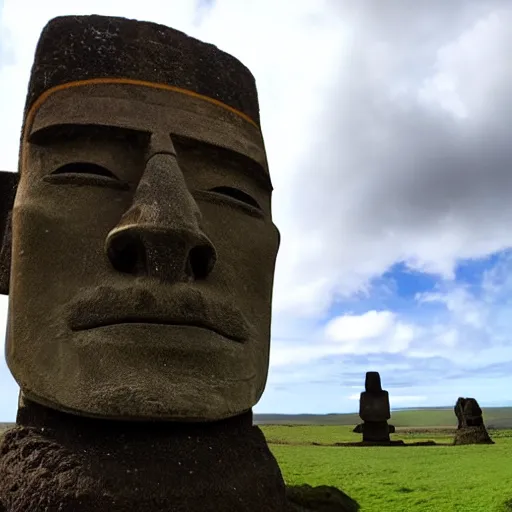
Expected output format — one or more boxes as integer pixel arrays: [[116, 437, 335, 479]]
[[417, 287, 488, 329], [325, 310, 416, 354], [325, 310, 396, 343]]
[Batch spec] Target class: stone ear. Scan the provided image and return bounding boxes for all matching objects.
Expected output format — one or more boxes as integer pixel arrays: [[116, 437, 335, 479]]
[[0, 171, 19, 295]]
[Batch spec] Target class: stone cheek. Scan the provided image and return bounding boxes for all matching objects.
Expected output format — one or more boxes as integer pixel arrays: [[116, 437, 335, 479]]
[[359, 391, 391, 422]]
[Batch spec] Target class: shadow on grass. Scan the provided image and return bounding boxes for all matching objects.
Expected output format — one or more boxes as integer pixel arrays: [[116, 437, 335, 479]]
[[502, 498, 512, 511], [396, 487, 414, 493], [270, 440, 450, 447], [287, 484, 360, 512]]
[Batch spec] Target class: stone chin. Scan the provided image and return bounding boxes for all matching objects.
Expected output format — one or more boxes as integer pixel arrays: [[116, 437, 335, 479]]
[[12, 324, 266, 422], [23, 384, 253, 423]]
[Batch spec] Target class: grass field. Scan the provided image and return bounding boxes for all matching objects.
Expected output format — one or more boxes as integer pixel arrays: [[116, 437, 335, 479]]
[[261, 424, 512, 511]]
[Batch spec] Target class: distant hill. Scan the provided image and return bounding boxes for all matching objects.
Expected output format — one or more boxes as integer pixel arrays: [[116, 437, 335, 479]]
[[254, 407, 512, 428]]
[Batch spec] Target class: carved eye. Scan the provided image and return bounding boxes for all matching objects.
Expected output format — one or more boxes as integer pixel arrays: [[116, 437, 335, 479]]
[[208, 186, 261, 210], [51, 162, 119, 179], [44, 162, 129, 190]]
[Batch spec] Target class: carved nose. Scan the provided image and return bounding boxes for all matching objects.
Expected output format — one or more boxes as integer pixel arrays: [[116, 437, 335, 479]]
[[106, 225, 216, 281], [105, 152, 217, 281]]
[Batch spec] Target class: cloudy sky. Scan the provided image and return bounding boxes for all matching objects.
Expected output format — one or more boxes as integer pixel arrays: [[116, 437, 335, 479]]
[[1, 0, 512, 421]]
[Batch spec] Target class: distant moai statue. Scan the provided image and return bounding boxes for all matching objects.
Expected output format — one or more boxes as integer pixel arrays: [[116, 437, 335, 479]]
[[453, 397, 494, 445], [357, 371, 395, 443]]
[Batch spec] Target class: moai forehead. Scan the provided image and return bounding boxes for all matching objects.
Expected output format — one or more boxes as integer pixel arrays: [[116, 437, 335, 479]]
[[365, 371, 382, 392]]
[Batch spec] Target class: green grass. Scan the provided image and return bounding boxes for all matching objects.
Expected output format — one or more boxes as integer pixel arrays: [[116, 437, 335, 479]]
[[262, 424, 456, 445], [261, 425, 512, 511]]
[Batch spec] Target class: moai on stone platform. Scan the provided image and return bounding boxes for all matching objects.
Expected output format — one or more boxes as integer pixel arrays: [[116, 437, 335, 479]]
[[0, 15, 354, 512], [358, 371, 394, 443], [453, 397, 494, 445]]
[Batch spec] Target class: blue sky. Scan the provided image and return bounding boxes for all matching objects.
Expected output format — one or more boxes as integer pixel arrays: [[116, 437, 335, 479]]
[[2, 0, 512, 421], [258, 250, 512, 414]]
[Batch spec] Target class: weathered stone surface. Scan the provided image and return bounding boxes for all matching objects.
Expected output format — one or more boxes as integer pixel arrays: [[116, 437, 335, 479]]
[[0, 400, 289, 512], [453, 425, 494, 445], [0, 171, 17, 294], [24, 15, 261, 131], [453, 397, 493, 445]]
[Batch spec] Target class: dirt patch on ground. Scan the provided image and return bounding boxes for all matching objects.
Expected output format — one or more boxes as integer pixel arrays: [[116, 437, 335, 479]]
[[395, 427, 456, 435], [267, 440, 451, 447]]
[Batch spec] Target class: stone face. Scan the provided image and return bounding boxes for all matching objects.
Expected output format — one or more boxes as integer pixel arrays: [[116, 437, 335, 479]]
[[453, 397, 494, 445], [6, 14, 278, 423], [358, 372, 392, 443]]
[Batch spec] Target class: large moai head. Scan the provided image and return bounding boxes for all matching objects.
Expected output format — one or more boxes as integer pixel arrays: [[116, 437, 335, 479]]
[[359, 371, 390, 422], [0, 15, 280, 422]]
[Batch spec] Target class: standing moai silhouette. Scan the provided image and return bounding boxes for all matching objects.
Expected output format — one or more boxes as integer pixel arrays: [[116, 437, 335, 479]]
[[453, 397, 494, 445], [357, 371, 394, 443]]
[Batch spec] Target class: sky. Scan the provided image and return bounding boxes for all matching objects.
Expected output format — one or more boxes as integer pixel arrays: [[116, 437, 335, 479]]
[[1, 0, 512, 420]]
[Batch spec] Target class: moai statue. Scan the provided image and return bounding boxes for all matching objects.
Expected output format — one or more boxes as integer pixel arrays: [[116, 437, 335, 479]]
[[358, 371, 394, 443], [0, 15, 353, 512], [453, 397, 494, 445]]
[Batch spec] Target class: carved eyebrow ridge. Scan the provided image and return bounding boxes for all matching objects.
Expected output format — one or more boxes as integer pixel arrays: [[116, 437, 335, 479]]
[[29, 123, 273, 192], [173, 134, 273, 193], [28, 123, 149, 146]]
